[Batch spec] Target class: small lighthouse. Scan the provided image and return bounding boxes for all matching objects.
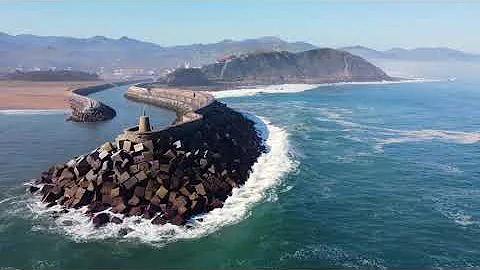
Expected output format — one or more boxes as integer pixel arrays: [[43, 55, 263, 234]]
[[138, 108, 151, 133]]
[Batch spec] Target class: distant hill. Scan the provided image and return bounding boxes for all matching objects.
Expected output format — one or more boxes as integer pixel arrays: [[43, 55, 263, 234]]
[[2, 31, 477, 77], [167, 48, 392, 86], [0, 33, 316, 73], [340, 46, 480, 62], [4, 70, 100, 81]]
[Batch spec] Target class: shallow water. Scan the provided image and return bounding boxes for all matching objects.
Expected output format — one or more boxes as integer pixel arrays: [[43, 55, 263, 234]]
[[1, 81, 480, 268]]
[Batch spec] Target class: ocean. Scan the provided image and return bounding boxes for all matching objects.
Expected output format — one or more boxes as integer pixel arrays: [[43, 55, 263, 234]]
[[1, 80, 480, 268]]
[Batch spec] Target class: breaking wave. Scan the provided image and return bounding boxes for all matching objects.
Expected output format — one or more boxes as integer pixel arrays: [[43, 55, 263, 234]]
[[28, 116, 296, 246], [209, 79, 439, 99]]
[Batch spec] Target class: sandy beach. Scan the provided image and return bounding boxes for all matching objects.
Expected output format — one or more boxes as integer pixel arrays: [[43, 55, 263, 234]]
[[0, 81, 100, 110]]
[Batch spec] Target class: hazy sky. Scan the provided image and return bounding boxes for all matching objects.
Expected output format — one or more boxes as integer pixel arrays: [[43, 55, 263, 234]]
[[1, 1, 479, 53]]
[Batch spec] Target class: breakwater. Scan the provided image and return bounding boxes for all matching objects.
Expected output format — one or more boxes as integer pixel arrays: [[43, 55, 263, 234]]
[[68, 80, 148, 122], [29, 85, 264, 227]]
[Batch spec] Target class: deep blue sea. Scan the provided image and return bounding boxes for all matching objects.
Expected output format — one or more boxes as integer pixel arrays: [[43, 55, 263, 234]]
[[1, 81, 480, 268]]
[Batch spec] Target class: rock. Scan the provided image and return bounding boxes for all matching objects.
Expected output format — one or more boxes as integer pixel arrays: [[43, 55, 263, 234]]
[[118, 171, 130, 183], [133, 143, 144, 152], [62, 220, 74, 226], [170, 214, 186, 226], [122, 140, 132, 151], [143, 140, 154, 151], [142, 151, 154, 162], [99, 150, 109, 160], [135, 171, 147, 181], [28, 185, 40, 194], [123, 177, 137, 189], [46, 201, 57, 208], [101, 142, 113, 152], [151, 215, 167, 225], [199, 158, 208, 169], [111, 216, 123, 224], [129, 206, 142, 216], [134, 186, 146, 197], [112, 202, 126, 213], [164, 149, 176, 159], [155, 186, 169, 199], [92, 213, 110, 227], [110, 187, 120, 198], [87, 201, 108, 213], [128, 195, 140, 206], [119, 228, 131, 236], [195, 183, 207, 196]]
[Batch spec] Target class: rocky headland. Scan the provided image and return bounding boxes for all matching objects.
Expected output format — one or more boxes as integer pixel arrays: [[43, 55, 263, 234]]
[[28, 85, 264, 227], [155, 48, 393, 88]]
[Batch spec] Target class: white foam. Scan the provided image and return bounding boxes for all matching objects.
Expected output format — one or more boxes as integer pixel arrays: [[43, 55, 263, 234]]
[[376, 129, 480, 151], [0, 109, 69, 115], [209, 84, 319, 98], [312, 106, 480, 151], [28, 116, 296, 245], [208, 79, 440, 99]]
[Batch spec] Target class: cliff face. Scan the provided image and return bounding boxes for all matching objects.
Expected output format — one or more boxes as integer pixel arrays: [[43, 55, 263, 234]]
[[201, 48, 391, 84], [163, 68, 210, 86]]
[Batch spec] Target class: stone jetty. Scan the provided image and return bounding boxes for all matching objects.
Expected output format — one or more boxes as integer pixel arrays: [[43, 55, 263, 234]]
[[29, 85, 264, 227], [68, 80, 147, 122]]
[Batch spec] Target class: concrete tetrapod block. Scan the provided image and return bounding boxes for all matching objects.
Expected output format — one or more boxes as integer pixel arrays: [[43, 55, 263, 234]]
[[99, 150, 109, 160], [133, 143, 144, 152], [123, 177, 137, 190], [110, 187, 120, 198], [122, 140, 132, 151], [142, 151, 154, 162], [85, 170, 97, 182], [135, 171, 147, 182], [134, 186, 145, 197], [119, 171, 130, 183], [164, 149, 176, 159], [128, 195, 140, 206], [133, 155, 144, 164], [156, 186, 168, 199], [159, 164, 170, 173], [195, 183, 207, 196], [143, 140, 154, 151], [101, 142, 113, 152]]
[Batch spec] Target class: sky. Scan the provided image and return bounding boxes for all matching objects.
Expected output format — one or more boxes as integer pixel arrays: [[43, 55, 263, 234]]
[[0, 1, 479, 53]]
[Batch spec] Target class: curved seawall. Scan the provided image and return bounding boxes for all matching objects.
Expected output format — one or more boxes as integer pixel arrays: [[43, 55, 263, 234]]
[[121, 85, 215, 142], [68, 80, 149, 122]]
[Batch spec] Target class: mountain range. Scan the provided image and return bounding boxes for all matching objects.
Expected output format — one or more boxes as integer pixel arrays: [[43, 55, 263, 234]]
[[340, 45, 480, 62], [0, 32, 478, 75]]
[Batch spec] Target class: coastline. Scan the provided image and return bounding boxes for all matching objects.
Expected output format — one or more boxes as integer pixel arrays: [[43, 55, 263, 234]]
[[0, 78, 438, 111]]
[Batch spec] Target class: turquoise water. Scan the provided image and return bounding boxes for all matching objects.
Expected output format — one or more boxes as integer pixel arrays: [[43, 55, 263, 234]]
[[1, 81, 480, 268]]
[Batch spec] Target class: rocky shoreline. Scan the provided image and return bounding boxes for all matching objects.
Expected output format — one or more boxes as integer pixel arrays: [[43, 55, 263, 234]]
[[28, 86, 265, 227]]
